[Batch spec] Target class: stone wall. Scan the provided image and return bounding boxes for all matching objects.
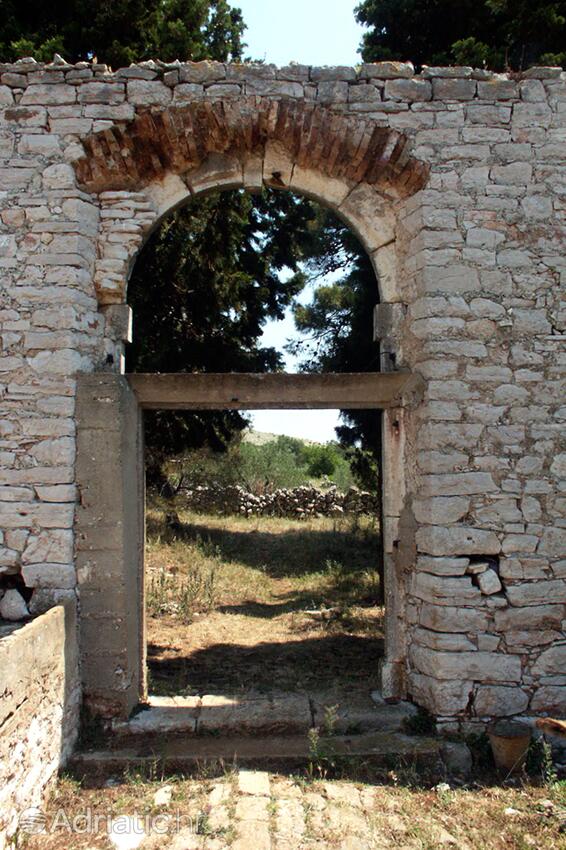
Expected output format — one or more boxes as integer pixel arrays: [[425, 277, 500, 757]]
[[178, 484, 380, 518], [0, 57, 565, 725], [0, 605, 80, 849]]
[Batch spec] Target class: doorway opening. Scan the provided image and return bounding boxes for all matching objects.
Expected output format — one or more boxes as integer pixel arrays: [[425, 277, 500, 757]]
[[114, 179, 410, 730], [143, 407, 384, 731]]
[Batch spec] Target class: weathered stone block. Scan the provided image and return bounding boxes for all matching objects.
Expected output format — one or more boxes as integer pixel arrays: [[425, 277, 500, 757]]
[[179, 61, 225, 83], [414, 627, 475, 651], [417, 556, 470, 576], [410, 672, 473, 714], [246, 80, 303, 98], [78, 82, 125, 104], [416, 526, 501, 557], [432, 79, 476, 100], [538, 527, 566, 557], [21, 83, 76, 104], [419, 604, 489, 633], [411, 646, 522, 682], [532, 644, 566, 676], [173, 83, 203, 102], [530, 686, 566, 714], [419, 473, 497, 497], [490, 162, 533, 185], [21, 562, 76, 588], [512, 101, 552, 127], [361, 62, 414, 79], [505, 580, 566, 607], [474, 686, 529, 716], [495, 604, 564, 630], [384, 79, 431, 102], [477, 569, 502, 595], [413, 496, 469, 524], [412, 572, 482, 603], [127, 79, 172, 105]]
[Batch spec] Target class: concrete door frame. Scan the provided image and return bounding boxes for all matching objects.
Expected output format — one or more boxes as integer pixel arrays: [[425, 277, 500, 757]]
[[126, 371, 423, 410], [76, 370, 418, 718]]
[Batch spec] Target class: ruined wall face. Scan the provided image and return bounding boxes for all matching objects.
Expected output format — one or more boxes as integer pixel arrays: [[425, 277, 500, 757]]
[[0, 605, 80, 848], [0, 57, 565, 726]]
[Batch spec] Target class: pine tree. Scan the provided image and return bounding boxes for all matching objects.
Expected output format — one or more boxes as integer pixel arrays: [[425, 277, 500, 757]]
[[355, 0, 566, 71], [0, 0, 244, 66]]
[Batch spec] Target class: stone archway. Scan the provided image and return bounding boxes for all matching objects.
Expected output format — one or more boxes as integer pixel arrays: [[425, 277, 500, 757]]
[[73, 97, 427, 717], [71, 98, 427, 308], [1, 59, 563, 728]]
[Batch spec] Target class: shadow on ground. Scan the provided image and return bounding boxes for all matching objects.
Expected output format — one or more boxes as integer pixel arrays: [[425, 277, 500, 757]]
[[148, 632, 385, 695], [147, 515, 381, 581]]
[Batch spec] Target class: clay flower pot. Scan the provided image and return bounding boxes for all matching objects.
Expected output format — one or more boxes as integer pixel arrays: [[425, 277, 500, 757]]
[[488, 720, 532, 775]]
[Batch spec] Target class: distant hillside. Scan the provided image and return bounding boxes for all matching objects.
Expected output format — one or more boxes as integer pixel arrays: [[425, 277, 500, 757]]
[[243, 429, 321, 448]]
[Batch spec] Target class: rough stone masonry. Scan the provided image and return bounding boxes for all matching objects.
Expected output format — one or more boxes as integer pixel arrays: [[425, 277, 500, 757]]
[[0, 55, 565, 728]]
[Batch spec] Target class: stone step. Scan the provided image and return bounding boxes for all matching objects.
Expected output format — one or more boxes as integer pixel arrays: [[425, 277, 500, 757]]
[[70, 731, 442, 783], [109, 691, 418, 741]]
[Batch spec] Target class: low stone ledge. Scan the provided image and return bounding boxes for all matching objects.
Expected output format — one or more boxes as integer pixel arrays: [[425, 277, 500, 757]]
[[0, 604, 80, 847]]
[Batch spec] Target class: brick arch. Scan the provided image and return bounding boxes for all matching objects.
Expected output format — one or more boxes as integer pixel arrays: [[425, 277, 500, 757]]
[[81, 98, 428, 309], [73, 96, 429, 200]]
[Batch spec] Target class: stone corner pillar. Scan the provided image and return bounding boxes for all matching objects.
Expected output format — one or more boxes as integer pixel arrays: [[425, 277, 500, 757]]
[[75, 373, 145, 719]]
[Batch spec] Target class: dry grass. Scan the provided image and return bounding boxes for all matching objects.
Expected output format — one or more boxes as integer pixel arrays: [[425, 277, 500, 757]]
[[25, 772, 566, 850], [145, 505, 383, 696]]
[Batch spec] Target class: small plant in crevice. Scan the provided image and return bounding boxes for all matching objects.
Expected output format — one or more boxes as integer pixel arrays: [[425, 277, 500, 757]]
[[195, 810, 213, 836], [526, 736, 557, 785], [402, 706, 437, 737], [322, 704, 339, 737], [306, 727, 338, 780], [465, 731, 495, 772]]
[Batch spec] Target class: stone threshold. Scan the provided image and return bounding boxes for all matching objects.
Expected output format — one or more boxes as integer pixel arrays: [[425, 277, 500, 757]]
[[70, 730, 442, 783], [110, 690, 418, 739]]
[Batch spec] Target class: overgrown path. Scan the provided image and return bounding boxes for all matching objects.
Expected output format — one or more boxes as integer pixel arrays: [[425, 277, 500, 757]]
[[28, 770, 566, 850], [145, 507, 384, 701]]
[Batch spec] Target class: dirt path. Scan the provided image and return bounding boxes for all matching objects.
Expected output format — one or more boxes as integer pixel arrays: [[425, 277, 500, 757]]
[[145, 509, 384, 698]]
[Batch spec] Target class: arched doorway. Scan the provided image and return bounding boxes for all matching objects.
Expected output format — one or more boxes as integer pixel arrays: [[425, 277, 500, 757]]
[[74, 97, 427, 718]]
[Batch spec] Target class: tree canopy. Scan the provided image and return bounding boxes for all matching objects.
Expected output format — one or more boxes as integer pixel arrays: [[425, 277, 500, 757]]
[[287, 208, 382, 492], [127, 188, 322, 481], [0, 0, 245, 66], [355, 0, 566, 70], [1, 0, 384, 492]]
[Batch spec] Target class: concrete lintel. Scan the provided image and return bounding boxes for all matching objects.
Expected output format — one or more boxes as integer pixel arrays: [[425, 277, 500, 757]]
[[126, 371, 421, 411]]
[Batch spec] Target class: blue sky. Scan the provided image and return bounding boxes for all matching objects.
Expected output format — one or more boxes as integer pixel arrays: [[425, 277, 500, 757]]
[[237, 0, 365, 67], [239, 0, 365, 442]]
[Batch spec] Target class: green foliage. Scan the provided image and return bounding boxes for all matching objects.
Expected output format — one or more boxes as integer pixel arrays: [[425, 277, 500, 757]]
[[287, 208, 382, 493], [129, 188, 319, 481], [451, 36, 493, 67], [355, 0, 566, 71], [301, 444, 337, 477], [238, 440, 310, 491], [525, 736, 558, 785], [166, 434, 357, 494], [306, 727, 338, 780], [0, 0, 245, 66]]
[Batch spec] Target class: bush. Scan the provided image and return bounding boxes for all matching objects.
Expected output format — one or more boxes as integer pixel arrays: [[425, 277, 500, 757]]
[[239, 441, 308, 492], [301, 444, 337, 477], [164, 433, 360, 496]]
